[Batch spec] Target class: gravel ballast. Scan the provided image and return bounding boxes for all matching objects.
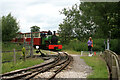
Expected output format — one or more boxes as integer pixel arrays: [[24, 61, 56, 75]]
[[55, 54, 92, 78], [34, 54, 93, 79]]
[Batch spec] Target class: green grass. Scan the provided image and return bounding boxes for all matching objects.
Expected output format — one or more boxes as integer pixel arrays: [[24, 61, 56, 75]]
[[2, 43, 44, 74], [2, 42, 23, 51], [2, 50, 30, 62], [62, 50, 108, 78], [80, 56, 108, 78], [2, 58, 44, 73], [2, 52, 21, 62]]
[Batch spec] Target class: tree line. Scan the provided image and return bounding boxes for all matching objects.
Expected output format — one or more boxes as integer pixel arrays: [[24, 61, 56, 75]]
[[1, 2, 119, 46], [58, 2, 120, 43], [1, 13, 40, 42]]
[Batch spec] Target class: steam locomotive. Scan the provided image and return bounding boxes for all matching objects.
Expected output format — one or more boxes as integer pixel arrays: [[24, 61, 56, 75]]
[[12, 31, 62, 50]]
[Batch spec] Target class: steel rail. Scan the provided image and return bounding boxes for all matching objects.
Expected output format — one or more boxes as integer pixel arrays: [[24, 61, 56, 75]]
[[1, 53, 60, 80], [48, 52, 72, 80], [1, 52, 73, 80]]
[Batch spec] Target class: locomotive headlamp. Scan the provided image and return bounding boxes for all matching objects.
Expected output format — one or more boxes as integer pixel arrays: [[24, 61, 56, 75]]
[[36, 46, 39, 49]]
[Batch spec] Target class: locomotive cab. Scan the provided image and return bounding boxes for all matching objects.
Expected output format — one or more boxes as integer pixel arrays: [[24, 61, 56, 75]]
[[40, 30, 62, 50], [48, 31, 62, 50]]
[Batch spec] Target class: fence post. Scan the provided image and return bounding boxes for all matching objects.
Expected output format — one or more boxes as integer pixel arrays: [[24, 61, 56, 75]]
[[13, 49, 16, 65], [112, 55, 117, 78], [24, 47, 26, 61], [109, 54, 112, 70]]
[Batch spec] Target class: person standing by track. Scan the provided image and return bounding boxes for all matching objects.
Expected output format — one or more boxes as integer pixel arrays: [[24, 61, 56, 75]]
[[87, 37, 93, 56]]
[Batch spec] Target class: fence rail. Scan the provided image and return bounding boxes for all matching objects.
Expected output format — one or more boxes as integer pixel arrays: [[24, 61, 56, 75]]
[[2, 49, 30, 53], [2, 48, 32, 63], [103, 50, 120, 80]]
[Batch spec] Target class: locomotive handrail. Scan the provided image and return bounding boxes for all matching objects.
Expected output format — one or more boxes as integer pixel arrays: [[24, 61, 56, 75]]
[[103, 50, 120, 80]]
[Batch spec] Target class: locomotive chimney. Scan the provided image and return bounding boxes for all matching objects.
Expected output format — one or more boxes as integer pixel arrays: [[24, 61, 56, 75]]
[[53, 31, 56, 35]]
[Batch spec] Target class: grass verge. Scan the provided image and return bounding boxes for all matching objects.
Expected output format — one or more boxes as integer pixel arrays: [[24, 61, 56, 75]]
[[2, 42, 23, 51], [80, 56, 108, 78], [2, 58, 44, 73]]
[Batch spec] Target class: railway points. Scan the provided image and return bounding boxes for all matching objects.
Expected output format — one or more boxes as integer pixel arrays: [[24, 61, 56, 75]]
[[2, 31, 120, 80], [1, 52, 73, 80]]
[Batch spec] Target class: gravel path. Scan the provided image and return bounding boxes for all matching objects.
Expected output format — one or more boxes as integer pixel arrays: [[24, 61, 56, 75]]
[[55, 54, 92, 78]]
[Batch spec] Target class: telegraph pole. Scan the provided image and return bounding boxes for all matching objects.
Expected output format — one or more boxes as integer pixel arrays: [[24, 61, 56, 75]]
[[30, 30, 33, 57]]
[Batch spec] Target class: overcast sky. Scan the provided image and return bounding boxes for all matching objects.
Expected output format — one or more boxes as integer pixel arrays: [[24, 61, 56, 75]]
[[0, 0, 80, 33]]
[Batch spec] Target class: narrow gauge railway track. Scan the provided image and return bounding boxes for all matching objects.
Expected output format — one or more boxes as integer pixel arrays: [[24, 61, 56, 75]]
[[31, 52, 72, 80], [48, 52, 72, 80], [1, 52, 72, 80], [1, 52, 60, 80]]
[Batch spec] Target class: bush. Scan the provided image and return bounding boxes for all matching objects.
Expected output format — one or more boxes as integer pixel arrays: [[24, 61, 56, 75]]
[[110, 39, 119, 54], [92, 44, 104, 51], [62, 38, 119, 53], [92, 39, 105, 51], [62, 39, 105, 51], [63, 40, 87, 51]]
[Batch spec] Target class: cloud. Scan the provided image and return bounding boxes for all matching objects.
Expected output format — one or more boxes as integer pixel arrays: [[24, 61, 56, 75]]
[[0, 0, 80, 33]]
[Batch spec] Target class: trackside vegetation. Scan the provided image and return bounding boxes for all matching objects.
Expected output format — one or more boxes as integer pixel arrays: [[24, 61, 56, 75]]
[[2, 42, 23, 51], [80, 56, 108, 78], [2, 13, 19, 42], [2, 43, 44, 74], [62, 49, 108, 78], [62, 39, 119, 54], [2, 58, 44, 73], [58, 2, 120, 54]]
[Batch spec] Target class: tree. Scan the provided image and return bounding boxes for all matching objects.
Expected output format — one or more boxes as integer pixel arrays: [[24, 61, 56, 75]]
[[30, 25, 40, 32], [59, 4, 95, 42], [58, 20, 73, 43], [79, 2, 119, 39], [2, 13, 19, 41], [58, 2, 120, 42]]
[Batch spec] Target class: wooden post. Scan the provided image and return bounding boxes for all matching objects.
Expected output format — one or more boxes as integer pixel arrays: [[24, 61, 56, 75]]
[[106, 51, 108, 64], [30, 31, 33, 57], [24, 47, 26, 61], [112, 55, 116, 66], [108, 52, 111, 68], [109, 54, 112, 70], [112, 55, 117, 79], [104, 51, 106, 61], [105, 51, 107, 62], [112, 66, 117, 79], [13, 49, 16, 65], [104, 50, 120, 80], [24, 51, 26, 61]]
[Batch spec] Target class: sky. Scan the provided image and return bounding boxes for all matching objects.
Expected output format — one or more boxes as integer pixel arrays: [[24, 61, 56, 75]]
[[0, 0, 80, 33]]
